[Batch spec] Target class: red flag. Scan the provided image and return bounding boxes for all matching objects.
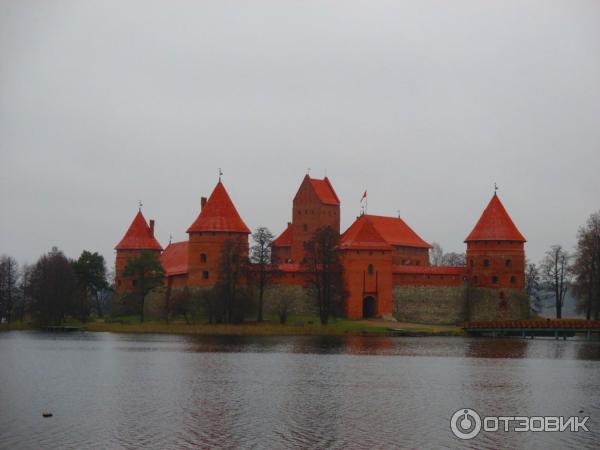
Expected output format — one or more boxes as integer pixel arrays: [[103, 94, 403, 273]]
[[360, 190, 367, 201]]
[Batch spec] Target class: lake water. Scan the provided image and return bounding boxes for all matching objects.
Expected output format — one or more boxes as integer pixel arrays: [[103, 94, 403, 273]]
[[0, 331, 599, 449]]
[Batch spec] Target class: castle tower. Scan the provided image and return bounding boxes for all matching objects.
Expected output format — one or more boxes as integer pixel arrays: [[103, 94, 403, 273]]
[[114, 210, 163, 291], [273, 175, 340, 264], [465, 193, 526, 289], [186, 180, 250, 286], [339, 216, 393, 319]]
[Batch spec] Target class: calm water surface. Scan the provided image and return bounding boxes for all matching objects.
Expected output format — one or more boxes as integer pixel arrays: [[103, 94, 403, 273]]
[[0, 331, 599, 449]]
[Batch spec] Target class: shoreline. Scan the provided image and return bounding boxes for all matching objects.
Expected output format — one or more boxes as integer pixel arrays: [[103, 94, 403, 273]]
[[1, 320, 465, 337]]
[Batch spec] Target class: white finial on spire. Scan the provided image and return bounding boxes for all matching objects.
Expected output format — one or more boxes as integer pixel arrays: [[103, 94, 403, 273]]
[[219, 168, 223, 181], [169, 234, 172, 245], [307, 167, 311, 175], [494, 182, 498, 195], [138, 200, 143, 211]]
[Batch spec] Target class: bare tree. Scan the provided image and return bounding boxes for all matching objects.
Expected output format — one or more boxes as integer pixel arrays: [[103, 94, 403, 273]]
[[525, 260, 543, 314], [250, 227, 275, 322], [541, 245, 572, 319], [303, 226, 346, 325], [572, 211, 600, 320], [215, 239, 251, 324], [442, 252, 466, 267], [0, 256, 20, 325], [429, 242, 444, 266]]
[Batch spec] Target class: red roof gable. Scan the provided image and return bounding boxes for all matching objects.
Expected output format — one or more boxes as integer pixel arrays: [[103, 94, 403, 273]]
[[115, 211, 162, 251], [161, 241, 188, 276], [465, 194, 526, 242], [308, 176, 340, 206], [187, 181, 250, 234], [340, 216, 392, 250], [345, 214, 431, 249], [273, 223, 293, 247]]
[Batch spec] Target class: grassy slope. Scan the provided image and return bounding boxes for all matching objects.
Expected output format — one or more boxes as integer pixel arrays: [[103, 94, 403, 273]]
[[1, 315, 463, 336]]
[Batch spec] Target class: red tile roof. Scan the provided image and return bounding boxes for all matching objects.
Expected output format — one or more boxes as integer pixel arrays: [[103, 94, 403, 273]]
[[339, 216, 392, 250], [308, 176, 340, 205], [465, 194, 526, 242], [393, 265, 466, 275], [115, 211, 163, 251], [161, 241, 188, 276], [342, 214, 431, 249], [273, 223, 293, 247], [187, 181, 251, 234]]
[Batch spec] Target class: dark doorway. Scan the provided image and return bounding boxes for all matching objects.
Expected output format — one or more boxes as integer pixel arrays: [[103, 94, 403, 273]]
[[362, 296, 376, 319]]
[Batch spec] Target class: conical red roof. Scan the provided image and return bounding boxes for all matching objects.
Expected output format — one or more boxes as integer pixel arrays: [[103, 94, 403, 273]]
[[340, 216, 392, 250], [186, 181, 250, 234], [465, 194, 526, 242], [115, 211, 163, 251]]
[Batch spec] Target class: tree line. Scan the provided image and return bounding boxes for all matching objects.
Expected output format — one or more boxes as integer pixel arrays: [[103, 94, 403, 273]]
[[1, 225, 345, 327], [0, 248, 110, 327], [526, 211, 600, 319]]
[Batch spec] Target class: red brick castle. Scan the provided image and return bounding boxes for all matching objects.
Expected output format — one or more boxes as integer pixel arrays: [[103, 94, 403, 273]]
[[115, 175, 529, 323]]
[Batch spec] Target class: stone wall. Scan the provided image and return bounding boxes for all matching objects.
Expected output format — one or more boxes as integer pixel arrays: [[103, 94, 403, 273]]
[[392, 284, 530, 324], [466, 287, 530, 321], [392, 285, 468, 325], [263, 284, 316, 317]]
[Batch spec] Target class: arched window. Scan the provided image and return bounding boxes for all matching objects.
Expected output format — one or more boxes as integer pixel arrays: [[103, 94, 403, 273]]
[[303, 224, 308, 232], [510, 276, 516, 284], [492, 275, 498, 284], [483, 259, 490, 267], [203, 271, 209, 280], [368, 264, 374, 275], [200, 253, 207, 263], [505, 259, 512, 267]]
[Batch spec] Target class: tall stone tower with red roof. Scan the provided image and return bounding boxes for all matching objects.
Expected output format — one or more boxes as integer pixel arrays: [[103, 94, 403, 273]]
[[465, 193, 526, 289], [114, 210, 163, 291], [273, 175, 340, 264], [186, 180, 250, 286]]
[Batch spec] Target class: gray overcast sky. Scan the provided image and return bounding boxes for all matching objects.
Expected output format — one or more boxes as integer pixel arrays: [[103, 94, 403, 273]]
[[1, 0, 599, 269]]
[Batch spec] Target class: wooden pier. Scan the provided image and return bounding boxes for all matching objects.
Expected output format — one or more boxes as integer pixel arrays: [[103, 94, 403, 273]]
[[464, 319, 600, 340]]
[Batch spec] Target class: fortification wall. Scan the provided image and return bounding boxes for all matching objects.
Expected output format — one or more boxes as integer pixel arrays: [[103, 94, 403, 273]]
[[392, 284, 530, 324], [392, 284, 468, 325]]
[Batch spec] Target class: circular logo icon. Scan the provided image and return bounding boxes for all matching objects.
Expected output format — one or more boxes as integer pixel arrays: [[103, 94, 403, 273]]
[[450, 408, 482, 440]]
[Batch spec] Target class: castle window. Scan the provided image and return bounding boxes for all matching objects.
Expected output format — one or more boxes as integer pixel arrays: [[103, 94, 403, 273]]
[[505, 259, 512, 267], [117, 279, 122, 287], [203, 271, 209, 279], [200, 253, 207, 263], [510, 276, 516, 284], [303, 224, 308, 232], [470, 259, 474, 267], [483, 259, 490, 267], [416, 260, 420, 266], [492, 276, 498, 284], [368, 264, 374, 275], [473, 276, 478, 284]]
